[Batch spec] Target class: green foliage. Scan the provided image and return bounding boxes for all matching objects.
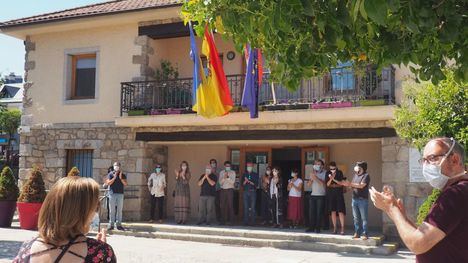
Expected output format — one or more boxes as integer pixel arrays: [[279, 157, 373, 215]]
[[394, 69, 467, 151], [417, 188, 442, 225], [182, 0, 467, 90], [0, 166, 19, 201], [18, 167, 47, 203], [0, 108, 21, 136], [155, 60, 179, 81], [67, 167, 80, 177]]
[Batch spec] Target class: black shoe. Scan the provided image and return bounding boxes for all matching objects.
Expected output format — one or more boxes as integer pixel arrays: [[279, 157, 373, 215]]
[[315, 229, 321, 233], [305, 228, 313, 233], [116, 225, 125, 231], [107, 225, 114, 231]]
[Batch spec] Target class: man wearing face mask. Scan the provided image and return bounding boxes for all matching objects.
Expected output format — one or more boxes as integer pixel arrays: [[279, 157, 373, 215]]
[[342, 161, 370, 240], [241, 162, 259, 226], [147, 164, 166, 223], [370, 137, 467, 263], [219, 161, 236, 225], [105, 161, 127, 231], [306, 160, 327, 233], [197, 164, 218, 226]]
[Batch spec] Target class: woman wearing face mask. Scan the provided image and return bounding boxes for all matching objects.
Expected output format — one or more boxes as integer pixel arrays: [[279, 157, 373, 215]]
[[287, 168, 303, 228], [343, 161, 370, 240], [269, 167, 285, 228], [147, 164, 166, 223], [326, 162, 346, 235], [260, 166, 272, 225], [174, 161, 191, 224]]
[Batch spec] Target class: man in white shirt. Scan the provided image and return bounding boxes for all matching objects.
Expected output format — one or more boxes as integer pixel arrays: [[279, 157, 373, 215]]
[[219, 161, 236, 225], [147, 164, 166, 223], [306, 159, 327, 233]]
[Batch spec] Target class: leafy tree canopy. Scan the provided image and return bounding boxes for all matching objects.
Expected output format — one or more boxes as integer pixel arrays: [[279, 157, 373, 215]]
[[182, 0, 467, 90], [0, 108, 21, 136]]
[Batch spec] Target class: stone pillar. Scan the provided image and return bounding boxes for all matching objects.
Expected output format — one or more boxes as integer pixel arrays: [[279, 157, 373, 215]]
[[132, 35, 155, 81], [381, 137, 432, 238]]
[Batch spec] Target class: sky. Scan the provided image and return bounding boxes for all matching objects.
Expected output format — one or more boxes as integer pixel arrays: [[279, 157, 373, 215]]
[[0, 0, 107, 78]]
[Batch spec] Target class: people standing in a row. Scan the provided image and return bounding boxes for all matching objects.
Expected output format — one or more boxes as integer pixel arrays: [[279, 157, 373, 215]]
[[326, 162, 346, 235], [174, 161, 191, 225], [106, 162, 127, 231], [219, 161, 236, 225], [147, 164, 166, 223], [242, 162, 259, 226], [306, 160, 327, 233], [287, 168, 303, 228], [197, 164, 217, 225]]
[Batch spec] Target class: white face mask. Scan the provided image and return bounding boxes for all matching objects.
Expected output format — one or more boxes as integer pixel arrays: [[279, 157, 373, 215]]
[[266, 170, 271, 175], [422, 143, 456, 190], [291, 173, 297, 178], [205, 169, 212, 174], [114, 166, 120, 171], [313, 165, 321, 171], [181, 165, 187, 170], [211, 163, 217, 168], [273, 171, 279, 176], [353, 166, 360, 173], [246, 167, 253, 172], [225, 166, 231, 171]]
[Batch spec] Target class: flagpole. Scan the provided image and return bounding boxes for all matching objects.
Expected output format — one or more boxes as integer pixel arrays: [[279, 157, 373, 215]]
[[271, 81, 277, 104]]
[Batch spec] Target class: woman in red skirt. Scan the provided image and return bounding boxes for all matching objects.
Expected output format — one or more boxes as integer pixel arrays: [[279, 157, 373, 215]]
[[287, 168, 303, 228]]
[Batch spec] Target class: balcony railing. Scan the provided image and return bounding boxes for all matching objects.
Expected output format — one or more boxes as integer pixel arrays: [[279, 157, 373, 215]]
[[120, 66, 395, 116]]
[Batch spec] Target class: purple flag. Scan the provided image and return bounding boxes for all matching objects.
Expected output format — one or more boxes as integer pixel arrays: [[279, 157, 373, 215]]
[[241, 46, 259, 118]]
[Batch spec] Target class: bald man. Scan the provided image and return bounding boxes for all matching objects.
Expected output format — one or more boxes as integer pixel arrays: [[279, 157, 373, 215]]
[[370, 137, 467, 263]]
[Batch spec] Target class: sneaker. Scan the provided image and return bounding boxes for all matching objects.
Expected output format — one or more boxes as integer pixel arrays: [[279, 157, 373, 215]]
[[116, 225, 125, 231], [148, 219, 154, 223], [158, 219, 163, 224], [361, 235, 368, 240], [107, 225, 114, 231]]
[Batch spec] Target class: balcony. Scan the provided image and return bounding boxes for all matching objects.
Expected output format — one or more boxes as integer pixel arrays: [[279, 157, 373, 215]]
[[120, 66, 395, 116]]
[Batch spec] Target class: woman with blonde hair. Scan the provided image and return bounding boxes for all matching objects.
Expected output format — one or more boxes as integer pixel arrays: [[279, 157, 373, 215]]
[[14, 176, 116, 263]]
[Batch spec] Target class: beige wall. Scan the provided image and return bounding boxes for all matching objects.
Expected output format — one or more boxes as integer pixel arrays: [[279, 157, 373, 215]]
[[26, 24, 140, 125], [164, 141, 382, 228], [150, 34, 243, 78]]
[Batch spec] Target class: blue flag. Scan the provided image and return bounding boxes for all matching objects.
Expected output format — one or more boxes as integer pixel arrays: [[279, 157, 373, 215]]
[[189, 22, 201, 105], [241, 46, 259, 118]]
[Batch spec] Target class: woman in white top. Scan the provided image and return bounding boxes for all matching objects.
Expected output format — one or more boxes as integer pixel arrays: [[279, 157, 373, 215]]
[[287, 168, 303, 228], [147, 164, 166, 223]]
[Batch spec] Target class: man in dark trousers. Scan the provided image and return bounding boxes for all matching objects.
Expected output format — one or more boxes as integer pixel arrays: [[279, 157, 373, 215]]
[[242, 162, 259, 226]]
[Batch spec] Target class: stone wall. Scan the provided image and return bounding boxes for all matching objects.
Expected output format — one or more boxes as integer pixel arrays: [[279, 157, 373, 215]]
[[381, 137, 431, 238], [18, 122, 167, 221]]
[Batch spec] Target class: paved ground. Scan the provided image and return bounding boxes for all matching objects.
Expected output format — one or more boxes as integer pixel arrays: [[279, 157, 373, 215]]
[[0, 227, 415, 263]]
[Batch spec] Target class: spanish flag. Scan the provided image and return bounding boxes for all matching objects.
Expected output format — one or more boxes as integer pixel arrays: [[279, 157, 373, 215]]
[[192, 26, 233, 118]]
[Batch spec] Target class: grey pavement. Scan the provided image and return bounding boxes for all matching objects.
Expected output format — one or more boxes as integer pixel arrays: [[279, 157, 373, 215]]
[[0, 227, 415, 263]]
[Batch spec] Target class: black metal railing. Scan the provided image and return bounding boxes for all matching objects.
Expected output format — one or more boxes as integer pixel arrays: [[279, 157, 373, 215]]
[[120, 66, 395, 116]]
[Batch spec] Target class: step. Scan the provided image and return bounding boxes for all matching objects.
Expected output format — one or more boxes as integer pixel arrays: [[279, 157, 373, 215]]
[[120, 222, 384, 246], [107, 229, 397, 256]]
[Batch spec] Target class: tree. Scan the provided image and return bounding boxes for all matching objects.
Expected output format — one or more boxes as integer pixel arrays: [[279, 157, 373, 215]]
[[0, 108, 21, 166], [182, 0, 467, 90], [394, 68, 467, 225]]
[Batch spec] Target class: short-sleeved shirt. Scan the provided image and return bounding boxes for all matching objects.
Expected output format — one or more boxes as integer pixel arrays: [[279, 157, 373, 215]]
[[351, 173, 370, 199], [288, 178, 303, 197], [108, 171, 126, 194], [241, 172, 259, 191], [326, 170, 345, 195], [199, 173, 217, 197], [416, 180, 468, 263], [311, 170, 327, 196]]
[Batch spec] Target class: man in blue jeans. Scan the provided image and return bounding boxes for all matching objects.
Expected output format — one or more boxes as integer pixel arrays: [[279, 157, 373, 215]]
[[343, 161, 370, 240], [242, 162, 259, 226], [105, 161, 127, 231]]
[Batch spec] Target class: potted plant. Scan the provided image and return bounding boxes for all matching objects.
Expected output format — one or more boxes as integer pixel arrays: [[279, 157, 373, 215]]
[[0, 166, 19, 227], [359, 96, 386, 106], [127, 107, 146, 116], [17, 167, 47, 230]]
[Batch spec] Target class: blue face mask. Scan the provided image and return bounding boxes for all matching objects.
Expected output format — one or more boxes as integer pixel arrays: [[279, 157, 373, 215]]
[[155, 168, 161, 173]]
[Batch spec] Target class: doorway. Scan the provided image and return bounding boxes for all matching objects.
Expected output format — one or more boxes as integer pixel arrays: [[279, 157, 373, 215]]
[[272, 147, 302, 198]]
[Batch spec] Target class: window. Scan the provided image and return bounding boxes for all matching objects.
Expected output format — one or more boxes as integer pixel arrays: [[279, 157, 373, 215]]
[[330, 61, 355, 91], [70, 54, 96, 100], [66, 149, 93, 177]]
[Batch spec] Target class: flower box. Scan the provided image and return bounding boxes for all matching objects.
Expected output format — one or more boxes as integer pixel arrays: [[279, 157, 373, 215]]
[[150, 109, 166, 115], [310, 102, 332, 109], [128, 109, 146, 116], [287, 103, 310, 110], [359, 99, 386, 106], [165, 108, 183, 115], [265, 104, 287, 111], [330, 101, 353, 108]]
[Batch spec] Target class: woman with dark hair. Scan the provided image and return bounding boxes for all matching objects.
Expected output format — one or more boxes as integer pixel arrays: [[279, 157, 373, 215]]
[[260, 166, 272, 225], [269, 166, 285, 228], [326, 161, 346, 234], [174, 161, 191, 224], [287, 168, 303, 228], [14, 176, 116, 263]]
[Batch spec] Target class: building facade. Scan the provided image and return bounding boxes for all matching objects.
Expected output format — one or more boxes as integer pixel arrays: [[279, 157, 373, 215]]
[[0, 0, 432, 236]]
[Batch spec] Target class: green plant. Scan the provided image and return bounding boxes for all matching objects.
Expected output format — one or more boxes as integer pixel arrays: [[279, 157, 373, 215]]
[[417, 189, 442, 225], [155, 60, 179, 81], [67, 167, 80, 177], [18, 168, 47, 203], [182, 0, 467, 90], [0, 166, 19, 201]]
